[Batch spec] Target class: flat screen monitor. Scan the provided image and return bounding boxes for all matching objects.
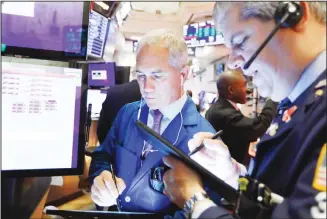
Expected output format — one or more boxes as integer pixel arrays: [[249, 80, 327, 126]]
[[183, 20, 224, 47], [1, 2, 89, 61], [87, 10, 110, 59], [215, 63, 225, 76], [1, 61, 87, 177], [88, 62, 116, 88], [183, 23, 199, 47]]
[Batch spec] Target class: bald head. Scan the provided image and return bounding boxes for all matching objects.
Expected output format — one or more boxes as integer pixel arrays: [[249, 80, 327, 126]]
[[217, 70, 247, 104]]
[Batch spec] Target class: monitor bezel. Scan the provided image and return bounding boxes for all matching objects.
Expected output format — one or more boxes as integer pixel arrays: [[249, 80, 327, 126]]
[[86, 10, 110, 60], [1, 2, 90, 62], [1, 63, 88, 178]]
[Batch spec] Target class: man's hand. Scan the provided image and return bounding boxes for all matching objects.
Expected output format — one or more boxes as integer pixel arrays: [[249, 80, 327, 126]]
[[162, 156, 206, 209], [90, 170, 126, 207], [188, 132, 231, 166], [189, 132, 244, 189]]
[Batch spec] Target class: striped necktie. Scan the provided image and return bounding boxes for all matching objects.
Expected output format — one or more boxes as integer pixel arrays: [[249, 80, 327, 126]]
[[142, 109, 163, 158]]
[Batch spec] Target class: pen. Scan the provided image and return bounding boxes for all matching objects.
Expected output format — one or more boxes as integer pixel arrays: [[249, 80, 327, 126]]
[[188, 130, 223, 156], [110, 164, 121, 212]]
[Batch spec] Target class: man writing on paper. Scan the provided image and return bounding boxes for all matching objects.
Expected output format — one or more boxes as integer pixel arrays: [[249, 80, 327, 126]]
[[89, 29, 215, 214], [162, 2, 326, 219]]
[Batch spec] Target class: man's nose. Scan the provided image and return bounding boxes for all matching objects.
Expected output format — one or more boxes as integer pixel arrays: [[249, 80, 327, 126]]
[[227, 53, 244, 70], [144, 77, 155, 92]]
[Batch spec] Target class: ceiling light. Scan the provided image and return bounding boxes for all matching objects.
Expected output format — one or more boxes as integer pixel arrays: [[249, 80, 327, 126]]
[[129, 36, 142, 41], [95, 2, 109, 10]]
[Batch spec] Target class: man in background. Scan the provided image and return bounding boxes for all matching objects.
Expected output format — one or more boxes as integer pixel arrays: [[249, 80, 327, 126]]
[[205, 70, 277, 164]]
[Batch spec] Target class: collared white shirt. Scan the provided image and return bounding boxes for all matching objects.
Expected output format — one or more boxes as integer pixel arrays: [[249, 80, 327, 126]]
[[227, 99, 240, 111], [147, 93, 187, 135], [288, 50, 326, 102]]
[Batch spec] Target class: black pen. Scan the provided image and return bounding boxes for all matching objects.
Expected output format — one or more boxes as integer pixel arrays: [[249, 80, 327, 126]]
[[188, 130, 223, 156], [110, 164, 121, 212]]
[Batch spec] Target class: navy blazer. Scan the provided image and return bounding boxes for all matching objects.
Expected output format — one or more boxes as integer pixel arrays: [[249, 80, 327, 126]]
[[198, 71, 327, 219], [250, 72, 326, 196], [89, 96, 215, 213]]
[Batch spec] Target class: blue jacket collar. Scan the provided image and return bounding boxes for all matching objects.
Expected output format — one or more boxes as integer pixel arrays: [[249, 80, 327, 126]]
[[138, 95, 198, 126]]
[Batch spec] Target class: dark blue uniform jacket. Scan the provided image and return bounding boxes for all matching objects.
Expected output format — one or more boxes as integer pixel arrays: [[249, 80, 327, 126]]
[[89, 96, 215, 213], [200, 71, 326, 219]]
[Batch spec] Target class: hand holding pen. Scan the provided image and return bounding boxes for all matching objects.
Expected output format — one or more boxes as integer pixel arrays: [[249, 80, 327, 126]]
[[90, 169, 126, 211], [110, 164, 122, 212], [187, 131, 246, 188], [187, 131, 235, 168], [188, 130, 223, 156]]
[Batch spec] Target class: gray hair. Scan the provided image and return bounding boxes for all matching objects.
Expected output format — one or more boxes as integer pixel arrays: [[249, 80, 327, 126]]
[[213, 2, 326, 29], [136, 28, 188, 70]]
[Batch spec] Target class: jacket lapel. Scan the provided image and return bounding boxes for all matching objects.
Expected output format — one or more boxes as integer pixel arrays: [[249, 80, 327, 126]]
[[161, 113, 189, 152], [217, 97, 235, 109], [218, 97, 240, 111], [127, 97, 195, 192], [133, 102, 150, 158], [253, 94, 306, 177]]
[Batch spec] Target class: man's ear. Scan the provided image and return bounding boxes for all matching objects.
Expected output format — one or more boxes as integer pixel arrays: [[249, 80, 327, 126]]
[[228, 85, 234, 95], [180, 66, 189, 82], [293, 2, 309, 32]]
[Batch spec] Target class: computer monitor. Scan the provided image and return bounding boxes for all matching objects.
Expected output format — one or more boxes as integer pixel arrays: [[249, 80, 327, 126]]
[[183, 20, 224, 47], [88, 62, 116, 88], [1, 61, 87, 177], [215, 63, 225, 76], [1, 2, 89, 61], [86, 10, 110, 59]]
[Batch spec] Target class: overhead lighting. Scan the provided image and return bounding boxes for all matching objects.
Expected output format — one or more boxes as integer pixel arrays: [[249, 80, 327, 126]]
[[130, 2, 180, 14], [115, 2, 132, 27], [129, 36, 142, 41], [95, 1, 109, 10]]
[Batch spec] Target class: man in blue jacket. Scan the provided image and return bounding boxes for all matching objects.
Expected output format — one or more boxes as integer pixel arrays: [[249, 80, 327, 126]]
[[89, 28, 215, 214], [162, 2, 326, 219]]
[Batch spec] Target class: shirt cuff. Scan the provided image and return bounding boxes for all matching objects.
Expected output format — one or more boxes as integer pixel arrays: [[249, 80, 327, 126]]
[[223, 159, 248, 189], [191, 198, 217, 219], [239, 162, 248, 176]]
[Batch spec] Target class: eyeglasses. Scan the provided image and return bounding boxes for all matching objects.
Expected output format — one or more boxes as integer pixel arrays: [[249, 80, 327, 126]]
[[150, 166, 168, 193]]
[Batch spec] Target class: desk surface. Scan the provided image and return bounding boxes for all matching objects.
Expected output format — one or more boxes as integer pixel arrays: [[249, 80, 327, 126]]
[[45, 209, 165, 219], [88, 120, 99, 147]]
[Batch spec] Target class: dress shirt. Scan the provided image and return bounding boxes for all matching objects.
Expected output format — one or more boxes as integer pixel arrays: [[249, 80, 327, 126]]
[[288, 50, 326, 102], [147, 93, 187, 135]]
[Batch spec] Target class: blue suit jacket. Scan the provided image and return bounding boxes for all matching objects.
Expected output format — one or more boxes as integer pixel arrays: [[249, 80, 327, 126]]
[[198, 71, 327, 219], [89, 96, 215, 213], [250, 72, 326, 196]]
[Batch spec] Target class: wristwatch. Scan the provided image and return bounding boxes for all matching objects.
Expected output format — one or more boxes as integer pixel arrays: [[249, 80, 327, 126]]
[[183, 192, 210, 219]]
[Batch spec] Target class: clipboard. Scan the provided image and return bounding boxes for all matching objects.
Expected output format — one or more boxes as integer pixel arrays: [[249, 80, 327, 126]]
[[136, 120, 238, 205], [45, 209, 165, 219]]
